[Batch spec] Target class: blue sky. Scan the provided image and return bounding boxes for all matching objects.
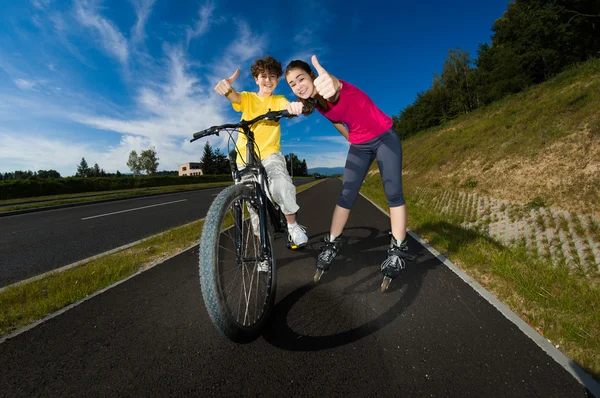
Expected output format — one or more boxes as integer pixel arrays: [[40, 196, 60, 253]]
[[0, 0, 510, 176]]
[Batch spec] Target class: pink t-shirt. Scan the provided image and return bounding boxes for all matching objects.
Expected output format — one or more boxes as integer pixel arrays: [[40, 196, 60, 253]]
[[316, 80, 393, 144]]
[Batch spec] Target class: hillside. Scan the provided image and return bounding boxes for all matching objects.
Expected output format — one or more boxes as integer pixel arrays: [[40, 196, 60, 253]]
[[397, 58, 599, 219], [307, 167, 345, 176], [360, 59, 600, 377]]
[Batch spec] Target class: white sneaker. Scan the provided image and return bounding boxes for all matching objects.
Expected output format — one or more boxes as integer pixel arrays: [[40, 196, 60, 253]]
[[288, 223, 308, 248], [257, 260, 269, 273]]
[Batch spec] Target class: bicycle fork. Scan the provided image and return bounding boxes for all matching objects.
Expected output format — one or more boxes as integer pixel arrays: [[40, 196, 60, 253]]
[[232, 181, 272, 261]]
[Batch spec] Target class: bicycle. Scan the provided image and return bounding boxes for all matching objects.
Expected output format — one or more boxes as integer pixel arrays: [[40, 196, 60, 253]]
[[190, 109, 296, 343]]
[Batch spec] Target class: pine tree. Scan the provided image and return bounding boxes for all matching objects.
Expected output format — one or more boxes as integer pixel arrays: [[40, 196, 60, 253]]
[[77, 158, 90, 177]]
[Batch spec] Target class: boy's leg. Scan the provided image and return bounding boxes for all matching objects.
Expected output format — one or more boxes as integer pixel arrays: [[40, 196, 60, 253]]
[[262, 153, 307, 247]]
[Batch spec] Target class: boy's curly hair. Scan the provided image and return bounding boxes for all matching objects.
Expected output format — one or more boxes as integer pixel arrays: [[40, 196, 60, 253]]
[[250, 56, 283, 78]]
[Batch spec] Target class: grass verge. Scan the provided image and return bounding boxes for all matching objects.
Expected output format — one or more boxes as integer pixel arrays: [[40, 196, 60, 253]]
[[0, 179, 324, 338], [360, 176, 600, 381]]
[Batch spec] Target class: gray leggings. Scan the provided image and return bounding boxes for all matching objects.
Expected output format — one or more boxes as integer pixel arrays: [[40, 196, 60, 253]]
[[338, 128, 405, 209]]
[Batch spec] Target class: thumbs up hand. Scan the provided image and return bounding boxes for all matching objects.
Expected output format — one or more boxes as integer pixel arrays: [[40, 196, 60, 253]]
[[312, 55, 340, 101], [215, 69, 240, 97]]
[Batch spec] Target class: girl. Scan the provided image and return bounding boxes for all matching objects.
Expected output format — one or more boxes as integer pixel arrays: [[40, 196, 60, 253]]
[[284, 56, 415, 282]]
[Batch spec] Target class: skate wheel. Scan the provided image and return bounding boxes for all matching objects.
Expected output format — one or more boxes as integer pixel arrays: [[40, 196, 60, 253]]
[[314, 269, 324, 284], [380, 276, 392, 293]]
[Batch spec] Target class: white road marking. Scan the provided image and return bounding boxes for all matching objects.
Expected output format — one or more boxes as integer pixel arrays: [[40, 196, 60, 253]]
[[81, 199, 188, 220]]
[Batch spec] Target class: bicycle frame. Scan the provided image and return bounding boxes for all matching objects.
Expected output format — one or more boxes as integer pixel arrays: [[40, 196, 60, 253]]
[[231, 125, 287, 261]]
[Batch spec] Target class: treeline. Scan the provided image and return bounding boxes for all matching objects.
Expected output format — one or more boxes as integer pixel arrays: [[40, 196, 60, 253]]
[[0, 174, 231, 200], [284, 153, 308, 177], [1, 169, 62, 181], [199, 142, 233, 175], [200, 142, 309, 176], [394, 0, 600, 138]]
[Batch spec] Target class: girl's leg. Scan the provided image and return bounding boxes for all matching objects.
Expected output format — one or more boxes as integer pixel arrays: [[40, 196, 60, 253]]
[[329, 205, 351, 238], [317, 143, 374, 270], [389, 205, 407, 241], [374, 130, 407, 241], [375, 130, 415, 281], [330, 143, 374, 237]]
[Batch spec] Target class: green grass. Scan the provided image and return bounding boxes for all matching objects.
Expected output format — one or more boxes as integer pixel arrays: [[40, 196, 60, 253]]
[[360, 175, 600, 381], [401, 57, 600, 217], [0, 179, 324, 338]]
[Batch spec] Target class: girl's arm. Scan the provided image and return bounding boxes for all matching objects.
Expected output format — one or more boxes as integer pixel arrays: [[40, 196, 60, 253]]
[[215, 69, 242, 104], [332, 122, 349, 141]]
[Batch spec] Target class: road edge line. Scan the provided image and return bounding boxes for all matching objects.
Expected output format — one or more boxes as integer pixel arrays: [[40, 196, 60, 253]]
[[359, 192, 600, 397]]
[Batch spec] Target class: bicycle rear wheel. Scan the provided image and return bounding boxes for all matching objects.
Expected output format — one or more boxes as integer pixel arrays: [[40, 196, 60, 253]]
[[199, 184, 277, 343]]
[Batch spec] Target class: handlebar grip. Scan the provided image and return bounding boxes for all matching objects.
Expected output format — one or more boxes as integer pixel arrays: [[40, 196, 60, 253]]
[[279, 109, 292, 118], [191, 127, 216, 142]]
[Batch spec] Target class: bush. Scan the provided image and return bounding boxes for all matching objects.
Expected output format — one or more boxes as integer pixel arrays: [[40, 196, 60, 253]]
[[0, 175, 232, 200]]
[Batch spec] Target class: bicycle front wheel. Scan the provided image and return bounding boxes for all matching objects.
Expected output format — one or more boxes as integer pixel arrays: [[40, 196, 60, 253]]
[[199, 184, 277, 343]]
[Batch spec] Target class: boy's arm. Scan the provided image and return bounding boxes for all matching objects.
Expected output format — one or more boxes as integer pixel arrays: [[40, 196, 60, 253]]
[[215, 69, 242, 104], [332, 122, 349, 141]]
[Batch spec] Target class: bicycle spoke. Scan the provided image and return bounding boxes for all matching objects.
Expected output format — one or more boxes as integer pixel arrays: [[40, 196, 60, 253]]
[[205, 187, 274, 333]]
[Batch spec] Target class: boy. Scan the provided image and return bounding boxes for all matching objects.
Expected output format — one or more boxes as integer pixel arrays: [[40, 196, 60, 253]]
[[214, 55, 308, 251]]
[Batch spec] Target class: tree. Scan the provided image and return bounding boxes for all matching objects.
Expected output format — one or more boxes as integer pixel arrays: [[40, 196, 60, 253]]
[[300, 159, 308, 176], [139, 146, 159, 175], [127, 151, 142, 176], [76, 158, 90, 177], [441, 48, 477, 115], [37, 169, 61, 179], [213, 148, 230, 174], [116, 170, 122, 177], [284, 153, 308, 177], [92, 163, 101, 177], [200, 142, 216, 174]]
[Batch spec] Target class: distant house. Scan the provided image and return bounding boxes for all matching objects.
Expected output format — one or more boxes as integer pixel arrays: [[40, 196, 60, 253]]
[[178, 162, 203, 176]]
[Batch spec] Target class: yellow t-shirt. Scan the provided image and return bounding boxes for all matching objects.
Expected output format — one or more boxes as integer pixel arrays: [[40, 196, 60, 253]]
[[232, 92, 289, 162]]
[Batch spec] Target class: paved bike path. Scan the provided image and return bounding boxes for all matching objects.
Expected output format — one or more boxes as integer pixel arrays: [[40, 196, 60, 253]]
[[0, 179, 591, 397]]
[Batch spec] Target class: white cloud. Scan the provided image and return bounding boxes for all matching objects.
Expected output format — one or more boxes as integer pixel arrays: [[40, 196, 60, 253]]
[[0, 4, 274, 175], [0, 132, 91, 175], [208, 20, 266, 84], [13, 79, 36, 90], [303, 151, 348, 169], [75, 17, 268, 144], [311, 136, 349, 145], [74, 0, 129, 65], [186, 1, 215, 45], [31, 0, 53, 9], [74, 47, 223, 140], [131, 0, 156, 44]]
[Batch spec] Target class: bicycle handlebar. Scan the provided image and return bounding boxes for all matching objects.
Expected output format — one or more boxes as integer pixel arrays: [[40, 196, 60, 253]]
[[190, 109, 294, 142]]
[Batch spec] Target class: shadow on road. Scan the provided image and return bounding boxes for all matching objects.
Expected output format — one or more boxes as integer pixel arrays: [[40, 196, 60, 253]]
[[263, 228, 440, 351]]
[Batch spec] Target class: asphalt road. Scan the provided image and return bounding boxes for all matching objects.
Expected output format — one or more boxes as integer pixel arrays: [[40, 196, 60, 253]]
[[0, 179, 590, 397], [0, 179, 313, 288]]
